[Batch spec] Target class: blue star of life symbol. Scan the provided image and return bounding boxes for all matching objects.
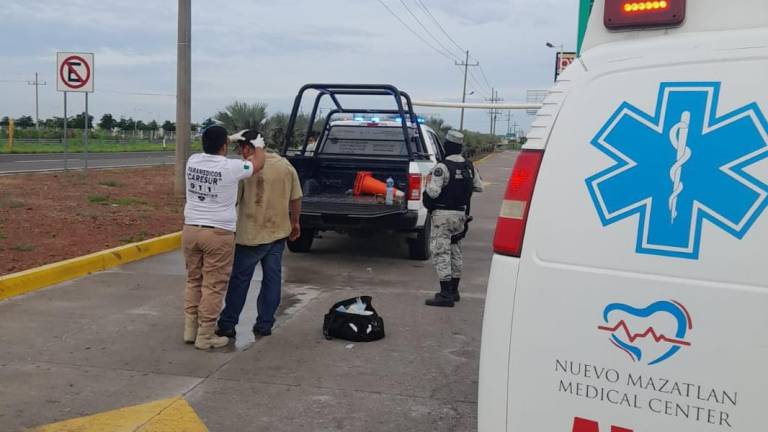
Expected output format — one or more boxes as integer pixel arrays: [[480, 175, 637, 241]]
[[586, 82, 768, 259]]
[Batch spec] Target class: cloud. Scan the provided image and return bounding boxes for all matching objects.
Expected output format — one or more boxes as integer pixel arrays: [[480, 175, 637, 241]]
[[94, 48, 175, 67], [33, 48, 175, 68], [415, 0, 512, 25], [0, 0, 579, 132], [1, 0, 175, 32]]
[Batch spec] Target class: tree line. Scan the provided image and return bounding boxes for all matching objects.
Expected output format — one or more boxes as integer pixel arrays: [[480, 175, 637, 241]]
[[0, 114, 185, 133], [2, 101, 501, 154]]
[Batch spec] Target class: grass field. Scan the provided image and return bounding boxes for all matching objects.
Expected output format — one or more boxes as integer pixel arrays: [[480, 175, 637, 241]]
[[0, 166, 183, 275], [0, 139, 202, 154]]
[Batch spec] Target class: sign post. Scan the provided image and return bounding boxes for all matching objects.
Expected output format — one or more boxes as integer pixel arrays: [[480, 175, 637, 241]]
[[56, 52, 94, 173], [7, 118, 14, 152], [63, 92, 68, 170], [84, 93, 89, 171]]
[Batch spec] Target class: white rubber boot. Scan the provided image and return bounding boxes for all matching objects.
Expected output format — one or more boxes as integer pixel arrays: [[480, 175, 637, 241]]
[[183, 313, 198, 344], [195, 324, 230, 350]]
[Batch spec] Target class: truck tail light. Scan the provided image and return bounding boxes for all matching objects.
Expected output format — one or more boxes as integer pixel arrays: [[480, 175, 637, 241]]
[[605, 0, 685, 29], [493, 149, 544, 257], [408, 174, 422, 201]]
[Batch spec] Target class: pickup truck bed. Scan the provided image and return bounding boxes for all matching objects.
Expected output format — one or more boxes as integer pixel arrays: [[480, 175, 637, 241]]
[[290, 156, 416, 232], [301, 194, 405, 217]]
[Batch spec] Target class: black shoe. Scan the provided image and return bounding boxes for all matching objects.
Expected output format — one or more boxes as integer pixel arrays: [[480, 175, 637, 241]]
[[425, 281, 455, 307], [253, 327, 272, 337], [450, 278, 461, 302], [215, 327, 236, 338]]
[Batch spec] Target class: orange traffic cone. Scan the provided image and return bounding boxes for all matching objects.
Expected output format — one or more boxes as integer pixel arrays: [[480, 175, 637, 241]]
[[353, 171, 404, 197]]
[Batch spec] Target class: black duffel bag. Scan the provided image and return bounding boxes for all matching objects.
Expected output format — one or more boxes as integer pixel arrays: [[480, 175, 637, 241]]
[[322, 296, 385, 342]]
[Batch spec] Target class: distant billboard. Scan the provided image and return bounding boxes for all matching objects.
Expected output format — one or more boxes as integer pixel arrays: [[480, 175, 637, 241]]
[[555, 51, 577, 80]]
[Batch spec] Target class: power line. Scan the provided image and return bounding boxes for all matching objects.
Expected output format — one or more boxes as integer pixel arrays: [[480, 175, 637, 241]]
[[468, 70, 490, 99], [470, 67, 492, 94], [398, 0, 460, 62], [377, 0, 455, 62], [467, 53, 493, 91], [415, 0, 465, 57], [452, 67, 483, 97], [475, 63, 494, 91], [377, 0, 498, 127], [415, 0, 497, 97], [412, 0, 495, 97]]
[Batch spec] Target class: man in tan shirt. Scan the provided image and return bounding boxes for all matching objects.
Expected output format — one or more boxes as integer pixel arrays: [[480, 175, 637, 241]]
[[216, 141, 303, 338]]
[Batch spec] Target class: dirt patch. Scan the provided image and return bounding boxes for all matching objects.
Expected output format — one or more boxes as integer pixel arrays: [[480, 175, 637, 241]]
[[0, 166, 184, 275]]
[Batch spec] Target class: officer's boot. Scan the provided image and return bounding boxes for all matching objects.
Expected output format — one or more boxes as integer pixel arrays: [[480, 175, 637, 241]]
[[425, 280, 455, 307], [450, 278, 461, 302], [194, 324, 230, 350], [183, 312, 198, 344]]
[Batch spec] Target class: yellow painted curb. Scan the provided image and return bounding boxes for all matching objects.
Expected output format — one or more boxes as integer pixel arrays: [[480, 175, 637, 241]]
[[0, 232, 181, 302], [474, 151, 498, 165], [31, 396, 208, 431]]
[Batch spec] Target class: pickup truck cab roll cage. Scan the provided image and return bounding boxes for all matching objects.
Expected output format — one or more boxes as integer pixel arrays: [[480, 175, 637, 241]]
[[281, 84, 430, 160]]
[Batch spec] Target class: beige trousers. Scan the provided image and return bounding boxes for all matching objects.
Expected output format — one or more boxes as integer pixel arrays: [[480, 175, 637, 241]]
[[182, 225, 235, 327]]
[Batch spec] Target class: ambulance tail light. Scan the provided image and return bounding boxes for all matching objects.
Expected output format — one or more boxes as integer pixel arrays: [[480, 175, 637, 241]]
[[493, 149, 544, 257], [408, 174, 422, 201], [604, 0, 686, 29]]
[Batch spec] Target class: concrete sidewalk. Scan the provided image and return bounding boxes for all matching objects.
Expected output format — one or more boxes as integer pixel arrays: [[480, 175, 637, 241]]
[[0, 151, 517, 431]]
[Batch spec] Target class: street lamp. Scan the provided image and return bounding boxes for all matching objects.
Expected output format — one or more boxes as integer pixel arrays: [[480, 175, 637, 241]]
[[545, 41, 564, 56], [546, 41, 565, 80]]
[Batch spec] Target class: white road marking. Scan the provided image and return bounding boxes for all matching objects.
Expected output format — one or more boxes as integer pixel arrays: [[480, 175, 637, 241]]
[[0, 162, 175, 175], [15, 159, 61, 163]]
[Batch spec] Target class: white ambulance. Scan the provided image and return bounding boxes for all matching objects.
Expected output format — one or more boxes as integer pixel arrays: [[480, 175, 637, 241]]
[[478, 1, 768, 431]]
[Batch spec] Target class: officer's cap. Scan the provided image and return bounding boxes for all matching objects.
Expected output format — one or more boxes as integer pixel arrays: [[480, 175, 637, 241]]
[[445, 130, 464, 146]]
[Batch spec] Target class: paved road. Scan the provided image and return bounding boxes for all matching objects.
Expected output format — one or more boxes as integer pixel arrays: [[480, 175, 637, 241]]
[[0, 151, 517, 431], [0, 151, 175, 174]]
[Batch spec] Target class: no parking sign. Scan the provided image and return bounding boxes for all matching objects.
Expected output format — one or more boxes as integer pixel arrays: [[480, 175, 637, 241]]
[[56, 51, 95, 172], [56, 52, 94, 93]]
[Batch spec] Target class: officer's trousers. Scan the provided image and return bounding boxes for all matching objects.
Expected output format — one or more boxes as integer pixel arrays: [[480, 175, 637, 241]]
[[430, 210, 467, 282]]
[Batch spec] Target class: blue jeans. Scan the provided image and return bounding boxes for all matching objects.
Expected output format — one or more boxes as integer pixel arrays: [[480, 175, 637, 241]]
[[217, 240, 286, 333]]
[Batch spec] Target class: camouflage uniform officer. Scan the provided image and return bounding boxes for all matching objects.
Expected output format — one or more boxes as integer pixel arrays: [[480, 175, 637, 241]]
[[424, 130, 484, 307]]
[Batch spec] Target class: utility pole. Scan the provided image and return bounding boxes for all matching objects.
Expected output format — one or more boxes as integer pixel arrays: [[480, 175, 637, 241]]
[[455, 50, 479, 131], [175, 0, 191, 196], [486, 88, 495, 135], [27, 72, 47, 131], [486, 89, 503, 136], [494, 90, 504, 136], [492, 89, 497, 136]]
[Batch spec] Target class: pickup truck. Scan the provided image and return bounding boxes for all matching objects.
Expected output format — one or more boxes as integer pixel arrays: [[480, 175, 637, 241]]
[[281, 84, 444, 260]]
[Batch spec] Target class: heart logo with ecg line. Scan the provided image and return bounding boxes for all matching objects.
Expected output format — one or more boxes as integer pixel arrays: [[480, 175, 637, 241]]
[[598, 300, 693, 365]]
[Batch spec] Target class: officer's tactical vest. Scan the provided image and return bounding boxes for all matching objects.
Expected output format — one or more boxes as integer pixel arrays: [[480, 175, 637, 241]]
[[424, 159, 475, 211]]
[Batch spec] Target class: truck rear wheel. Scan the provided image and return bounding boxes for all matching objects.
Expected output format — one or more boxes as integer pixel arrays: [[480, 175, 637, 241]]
[[409, 216, 432, 260], [287, 229, 316, 253]]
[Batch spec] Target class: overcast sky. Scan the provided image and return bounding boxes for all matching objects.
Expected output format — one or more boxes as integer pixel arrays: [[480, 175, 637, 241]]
[[0, 0, 578, 133]]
